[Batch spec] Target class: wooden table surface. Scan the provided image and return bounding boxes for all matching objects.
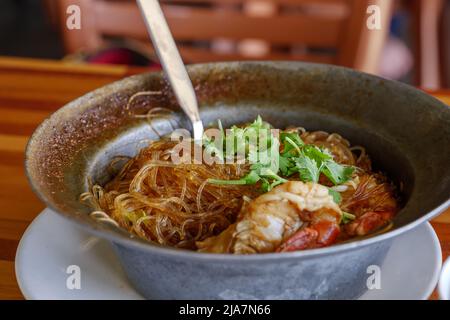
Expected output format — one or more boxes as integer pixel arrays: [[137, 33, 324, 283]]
[[0, 56, 448, 300]]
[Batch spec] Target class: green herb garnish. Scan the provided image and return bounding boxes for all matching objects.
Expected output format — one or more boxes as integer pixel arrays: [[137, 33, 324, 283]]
[[322, 161, 354, 185], [341, 211, 356, 224], [328, 188, 342, 204], [295, 156, 320, 183], [206, 117, 354, 192]]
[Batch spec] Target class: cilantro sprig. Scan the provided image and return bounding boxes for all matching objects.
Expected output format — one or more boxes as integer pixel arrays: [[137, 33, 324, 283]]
[[205, 116, 354, 194], [206, 116, 286, 192], [279, 133, 354, 187]]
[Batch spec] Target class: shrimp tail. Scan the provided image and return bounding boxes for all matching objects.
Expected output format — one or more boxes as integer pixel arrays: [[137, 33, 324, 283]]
[[345, 210, 394, 236], [277, 220, 340, 252]]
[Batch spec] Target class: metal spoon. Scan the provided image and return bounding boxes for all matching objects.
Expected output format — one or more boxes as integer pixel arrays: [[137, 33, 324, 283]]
[[136, 0, 204, 141]]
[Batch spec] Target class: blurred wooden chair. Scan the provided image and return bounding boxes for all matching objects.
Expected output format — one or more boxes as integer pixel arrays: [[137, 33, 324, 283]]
[[410, 0, 446, 90], [442, 1, 450, 88], [46, 0, 393, 74]]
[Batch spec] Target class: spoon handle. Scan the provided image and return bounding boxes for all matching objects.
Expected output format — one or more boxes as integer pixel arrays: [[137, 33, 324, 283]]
[[136, 0, 203, 140]]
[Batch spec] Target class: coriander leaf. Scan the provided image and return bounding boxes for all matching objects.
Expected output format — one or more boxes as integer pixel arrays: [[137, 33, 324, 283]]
[[249, 162, 264, 173], [284, 136, 301, 154], [247, 144, 259, 163], [328, 188, 342, 204], [244, 116, 271, 144], [224, 126, 245, 157], [295, 156, 320, 183], [203, 135, 224, 161], [322, 161, 354, 185], [206, 116, 286, 192], [284, 132, 304, 146], [249, 115, 271, 131], [217, 119, 224, 137], [301, 145, 332, 167], [264, 137, 281, 173], [279, 155, 294, 176], [280, 132, 304, 156], [251, 115, 263, 128]]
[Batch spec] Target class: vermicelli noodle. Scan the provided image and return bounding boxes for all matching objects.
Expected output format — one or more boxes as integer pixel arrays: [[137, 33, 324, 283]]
[[81, 120, 399, 253]]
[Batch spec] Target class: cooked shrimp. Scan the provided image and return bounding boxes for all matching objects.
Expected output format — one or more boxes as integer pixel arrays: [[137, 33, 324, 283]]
[[344, 210, 394, 236], [197, 181, 342, 254], [276, 207, 341, 252], [341, 174, 398, 236]]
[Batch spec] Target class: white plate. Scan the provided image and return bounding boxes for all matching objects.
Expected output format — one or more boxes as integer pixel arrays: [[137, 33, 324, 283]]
[[16, 208, 442, 300], [438, 258, 450, 300]]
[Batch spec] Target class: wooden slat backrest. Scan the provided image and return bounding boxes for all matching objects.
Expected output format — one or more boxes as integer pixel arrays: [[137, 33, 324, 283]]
[[338, 0, 393, 73], [56, 0, 392, 72], [411, 0, 445, 89], [95, 2, 345, 46]]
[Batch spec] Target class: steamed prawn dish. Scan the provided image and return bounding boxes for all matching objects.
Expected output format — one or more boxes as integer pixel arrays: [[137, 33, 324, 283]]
[[198, 181, 342, 253], [81, 116, 399, 254]]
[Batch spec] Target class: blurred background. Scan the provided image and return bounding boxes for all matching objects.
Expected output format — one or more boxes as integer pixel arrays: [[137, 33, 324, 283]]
[[0, 0, 449, 89]]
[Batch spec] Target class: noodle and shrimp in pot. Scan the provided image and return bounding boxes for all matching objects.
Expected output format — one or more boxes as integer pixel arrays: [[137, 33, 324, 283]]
[[81, 115, 400, 254]]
